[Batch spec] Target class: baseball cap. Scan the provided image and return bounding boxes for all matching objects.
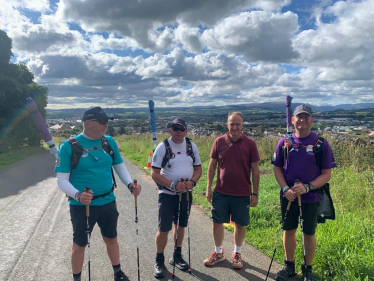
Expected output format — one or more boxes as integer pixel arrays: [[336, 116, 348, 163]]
[[293, 104, 313, 116], [82, 106, 114, 121], [170, 117, 187, 128]]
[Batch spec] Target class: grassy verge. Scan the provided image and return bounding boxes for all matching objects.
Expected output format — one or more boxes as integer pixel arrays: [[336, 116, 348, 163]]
[[0, 146, 45, 170], [116, 134, 374, 281]]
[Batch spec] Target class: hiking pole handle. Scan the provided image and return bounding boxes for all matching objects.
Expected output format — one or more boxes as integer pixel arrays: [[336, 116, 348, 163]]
[[286, 200, 292, 211], [133, 179, 138, 207], [85, 186, 90, 217], [295, 179, 302, 207]]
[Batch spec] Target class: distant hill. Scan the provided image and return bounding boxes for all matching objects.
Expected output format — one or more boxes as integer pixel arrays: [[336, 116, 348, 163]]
[[46, 102, 374, 118]]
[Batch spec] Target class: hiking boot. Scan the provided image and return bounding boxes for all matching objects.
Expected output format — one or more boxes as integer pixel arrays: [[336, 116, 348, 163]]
[[203, 250, 226, 266], [275, 260, 296, 281], [113, 270, 130, 281], [154, 258, 166, 279], [231, 252, 243, 269], [302, 264, 315, 281], [169, 254, 189, 271]]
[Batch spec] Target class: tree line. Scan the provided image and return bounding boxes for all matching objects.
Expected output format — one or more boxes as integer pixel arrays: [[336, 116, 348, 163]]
[[0, 30, 48, 152]]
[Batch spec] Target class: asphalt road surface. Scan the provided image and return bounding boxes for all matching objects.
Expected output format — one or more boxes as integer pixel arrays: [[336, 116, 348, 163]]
[[0, 150, 290, 281]]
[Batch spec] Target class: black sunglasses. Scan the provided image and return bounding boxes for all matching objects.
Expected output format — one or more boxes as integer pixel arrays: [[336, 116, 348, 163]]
[[92, 119, 109, 125], [172, 126, 186, 132]]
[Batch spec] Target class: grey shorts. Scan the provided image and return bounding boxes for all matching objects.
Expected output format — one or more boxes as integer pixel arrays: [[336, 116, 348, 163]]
[[211, 191, 250, 226], [158, 192, 192, 232], [70, 200, 119, 247], [281, 198, 320, 236]]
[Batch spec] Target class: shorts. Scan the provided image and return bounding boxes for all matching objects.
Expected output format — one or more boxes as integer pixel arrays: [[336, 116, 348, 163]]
[[158, 192, 192, 232], [281, 198, 320, 236], [211, 191, 250, 226], [70, 200, 119, 247]]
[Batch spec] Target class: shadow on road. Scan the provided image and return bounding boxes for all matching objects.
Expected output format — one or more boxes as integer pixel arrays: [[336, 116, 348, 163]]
[[0, 150, 56, 199]]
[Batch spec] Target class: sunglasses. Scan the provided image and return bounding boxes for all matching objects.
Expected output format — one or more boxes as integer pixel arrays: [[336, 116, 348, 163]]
[[92, 119, 109, 125], [172, 126, 186, 132]]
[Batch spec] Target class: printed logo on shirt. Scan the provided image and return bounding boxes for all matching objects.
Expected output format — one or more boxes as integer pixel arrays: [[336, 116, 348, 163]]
[[306, 145, 314, 155], [153, 155, 158, 162], [82, 151, 89, 158], [272, 152, 276, 161], [55, 157, 61, 167]]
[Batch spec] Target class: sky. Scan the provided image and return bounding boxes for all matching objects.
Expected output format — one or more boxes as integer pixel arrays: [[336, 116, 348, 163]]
[[1, 0, 374, 109]]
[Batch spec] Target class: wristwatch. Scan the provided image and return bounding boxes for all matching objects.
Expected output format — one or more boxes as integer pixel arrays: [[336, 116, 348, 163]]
[[282, 185, 290, 194], [252, 193, 258, 197]]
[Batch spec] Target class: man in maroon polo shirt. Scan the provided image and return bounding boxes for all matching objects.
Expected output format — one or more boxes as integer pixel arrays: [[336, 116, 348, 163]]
[[203, 112, 260, 270]]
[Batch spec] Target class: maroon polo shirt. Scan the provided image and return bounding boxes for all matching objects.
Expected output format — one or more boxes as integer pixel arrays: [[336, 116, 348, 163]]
[[210, 133, 260, 196]]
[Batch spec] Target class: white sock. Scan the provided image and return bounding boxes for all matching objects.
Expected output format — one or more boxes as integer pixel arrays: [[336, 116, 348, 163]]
[[234, 245, 241, 253], [215, 246, 223, 254]]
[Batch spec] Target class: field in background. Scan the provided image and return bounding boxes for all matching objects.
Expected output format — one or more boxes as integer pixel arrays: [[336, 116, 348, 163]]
[[116, 134, 374, 281], [1, 133, 372, 280]]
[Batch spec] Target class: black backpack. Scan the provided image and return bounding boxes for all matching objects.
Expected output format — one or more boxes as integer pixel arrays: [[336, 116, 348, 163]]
[[65, 136, 117, 200], [283, 136, 335, 224], [161, 137, 195, 168]]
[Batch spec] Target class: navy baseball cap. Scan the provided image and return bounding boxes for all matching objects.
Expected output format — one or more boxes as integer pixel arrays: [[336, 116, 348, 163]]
[[82, 106, 114, 121], [170, 117, 187, 128]]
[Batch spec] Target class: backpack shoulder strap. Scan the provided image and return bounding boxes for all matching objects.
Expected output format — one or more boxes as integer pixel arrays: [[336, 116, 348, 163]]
[[101, 136, 115, 162], [101, 136, 117, 187], [185, 137, 195, 164], [161, 138, 173, 168], [313, 137, 324, 167], [69, 137, 84, 170]]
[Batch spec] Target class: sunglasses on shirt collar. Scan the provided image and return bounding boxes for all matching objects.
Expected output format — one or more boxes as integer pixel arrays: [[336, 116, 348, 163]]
[[91, 119, 109, 125], [171, 126, 186, 132]]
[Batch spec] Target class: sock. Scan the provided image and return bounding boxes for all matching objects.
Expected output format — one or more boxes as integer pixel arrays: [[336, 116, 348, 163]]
[[112, 264, 121, 275], [215, 246, 223, 254], [73, 272, 81, 281], [234, 245, 241, 253], [176, 247, 182, 254], [156, 252, 165, 262]]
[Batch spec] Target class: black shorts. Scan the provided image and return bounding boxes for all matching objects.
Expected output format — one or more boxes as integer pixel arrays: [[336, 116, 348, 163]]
[[211, 191, 250, 226], [158, 192, 192, 232], [281, 198, 320, 236], [70, 200, 119, 247]]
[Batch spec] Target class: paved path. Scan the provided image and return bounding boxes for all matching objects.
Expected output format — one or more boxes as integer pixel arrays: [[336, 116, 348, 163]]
[[0, 150, 287, 281]]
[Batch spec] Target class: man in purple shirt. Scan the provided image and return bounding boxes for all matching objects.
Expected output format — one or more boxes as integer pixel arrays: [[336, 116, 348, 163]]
[[271, 104, 336, 281]]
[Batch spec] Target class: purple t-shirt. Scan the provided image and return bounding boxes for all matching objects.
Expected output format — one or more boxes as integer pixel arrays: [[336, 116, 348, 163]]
[[271, 132, 336, 203]]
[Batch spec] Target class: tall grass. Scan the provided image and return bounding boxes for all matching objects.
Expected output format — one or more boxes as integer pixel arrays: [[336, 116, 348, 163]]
[[116, 134, 373, 280]]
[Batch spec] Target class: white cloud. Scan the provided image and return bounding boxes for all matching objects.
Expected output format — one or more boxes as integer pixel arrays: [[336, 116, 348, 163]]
[[1, 0, 373, 108], [293, 0, 374, 81], [202, 11, 299, 62]]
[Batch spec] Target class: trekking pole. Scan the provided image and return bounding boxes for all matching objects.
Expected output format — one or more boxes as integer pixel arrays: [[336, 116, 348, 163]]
[[265, 200, 292, 281], [172, 183, 183, 279], [85, 186, 91, 281], [295, 180, 307, 266], [133, 179, 140, 281], [185, 178, 192, 274]]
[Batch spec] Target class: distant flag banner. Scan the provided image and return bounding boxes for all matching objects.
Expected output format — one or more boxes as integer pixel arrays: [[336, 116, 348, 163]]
[[26, 97, 59, 159], [149, 100, 157, 150], [286, 96, 293, 135]]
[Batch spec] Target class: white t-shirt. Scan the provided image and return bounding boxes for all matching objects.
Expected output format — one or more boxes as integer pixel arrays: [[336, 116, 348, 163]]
[[152, 138, 202, 195]]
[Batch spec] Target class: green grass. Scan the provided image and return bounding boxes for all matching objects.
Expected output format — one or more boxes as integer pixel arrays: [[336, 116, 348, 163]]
[[115, 134, 374, 281], [0, 146, 45, 170]]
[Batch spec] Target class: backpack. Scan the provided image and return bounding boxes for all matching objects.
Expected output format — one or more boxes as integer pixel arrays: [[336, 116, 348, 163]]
[[283, 136, 335, 224], [161, 137, 195, 168], [65, 136, 117, 200]]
